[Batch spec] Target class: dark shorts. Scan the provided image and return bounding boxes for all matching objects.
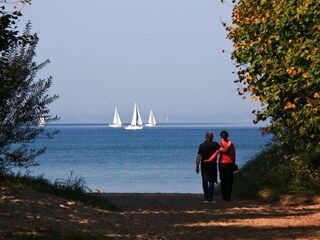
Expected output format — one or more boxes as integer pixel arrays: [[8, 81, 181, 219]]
[[201, 163, 217, 182]]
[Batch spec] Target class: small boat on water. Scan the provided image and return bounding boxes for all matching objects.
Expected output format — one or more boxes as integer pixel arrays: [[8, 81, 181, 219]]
[[39, 117, 46, 127], [109, 107, 122, 128], [145, 110, 156, 127], [125, 103, 143, 130]]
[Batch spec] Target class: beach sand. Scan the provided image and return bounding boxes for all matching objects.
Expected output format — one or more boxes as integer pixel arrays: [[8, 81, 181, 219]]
[[1, 187, 320, 239]]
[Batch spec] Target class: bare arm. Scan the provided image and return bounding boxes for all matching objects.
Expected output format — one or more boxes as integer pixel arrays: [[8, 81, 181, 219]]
[[195, 154, 201, 174], [204, 150, 219, 163], [219, 141, 233, 153]]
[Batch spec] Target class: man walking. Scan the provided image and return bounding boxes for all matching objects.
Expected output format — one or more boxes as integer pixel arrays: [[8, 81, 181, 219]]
[[195, 132, 220, 201]]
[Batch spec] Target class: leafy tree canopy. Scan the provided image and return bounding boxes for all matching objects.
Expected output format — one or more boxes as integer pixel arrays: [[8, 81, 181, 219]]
[[225, 0, 319, 152], [0, 1, 31, 51], [0, 1, 59, 172]]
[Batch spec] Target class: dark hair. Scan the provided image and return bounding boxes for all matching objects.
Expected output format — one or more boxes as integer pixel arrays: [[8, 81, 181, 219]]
[[220, 130, 229, 140], [205, 132, 213, 141]]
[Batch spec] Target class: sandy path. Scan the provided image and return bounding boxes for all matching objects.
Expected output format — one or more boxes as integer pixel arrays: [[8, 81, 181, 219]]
[[0, 188, 319, 239]]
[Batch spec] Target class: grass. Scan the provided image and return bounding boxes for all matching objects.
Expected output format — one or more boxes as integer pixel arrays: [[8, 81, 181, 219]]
[[11, 225, 110, 240], [0, 171, 117, 239], [232, 143, 320, 201], [0, 170, 118, 210]]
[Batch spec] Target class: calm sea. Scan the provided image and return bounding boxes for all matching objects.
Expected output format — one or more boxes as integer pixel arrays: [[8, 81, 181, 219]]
[[27, 124, 271, 193]]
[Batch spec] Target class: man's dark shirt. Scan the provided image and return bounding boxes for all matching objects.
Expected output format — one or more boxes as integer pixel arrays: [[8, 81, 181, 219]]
[[198, 140, 220, 182]]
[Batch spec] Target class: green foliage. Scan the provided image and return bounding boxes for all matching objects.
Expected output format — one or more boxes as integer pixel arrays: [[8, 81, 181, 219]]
[[16, 226, 111, 240], [54, 170, 91, 193], [225, 0, 320, 152], [17, 225, 111, 240], [0, 171, 118, 210], [0, 1, 32, 52], [233, 143, 320, 200], [0, 7, 59, 171]]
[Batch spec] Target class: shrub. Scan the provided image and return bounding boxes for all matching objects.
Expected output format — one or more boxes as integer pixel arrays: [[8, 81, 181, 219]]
[[233, 143, 320, 200]]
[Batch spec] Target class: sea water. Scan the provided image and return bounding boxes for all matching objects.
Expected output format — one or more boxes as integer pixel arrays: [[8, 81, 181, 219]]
[[27, 124, 271, 193]]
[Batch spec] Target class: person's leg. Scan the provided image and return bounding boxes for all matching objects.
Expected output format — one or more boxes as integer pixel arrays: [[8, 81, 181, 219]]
[[219, 167, 227, 200], [224, 168, 234, 201], [202, 178, 209, 200], [207, 181, 214, 201]]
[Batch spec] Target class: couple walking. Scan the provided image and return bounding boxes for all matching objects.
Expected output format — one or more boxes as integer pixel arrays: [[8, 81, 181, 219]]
[[195, 130, 236, 202]]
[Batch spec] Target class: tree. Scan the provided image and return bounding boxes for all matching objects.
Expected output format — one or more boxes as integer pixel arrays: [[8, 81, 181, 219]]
[[0, 2, 59, 172], [224, 0, 319, 152], [0, 1, 30, 50]]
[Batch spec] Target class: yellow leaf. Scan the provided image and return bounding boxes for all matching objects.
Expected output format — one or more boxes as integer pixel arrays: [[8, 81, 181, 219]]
[[284, 102, 296, 110], [306, 103, 312, 108], [250, 96, 257, 102], [246, 73, 252, 80], [291, 70, 297, 76], [286, 67, 295, 75]]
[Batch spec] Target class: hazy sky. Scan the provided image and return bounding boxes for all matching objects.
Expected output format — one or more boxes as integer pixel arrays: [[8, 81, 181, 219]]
[[21, 0, 260, 124]]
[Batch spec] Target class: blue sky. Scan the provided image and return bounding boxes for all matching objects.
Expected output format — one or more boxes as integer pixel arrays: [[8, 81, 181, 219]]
[[21, 0, 261, 125]]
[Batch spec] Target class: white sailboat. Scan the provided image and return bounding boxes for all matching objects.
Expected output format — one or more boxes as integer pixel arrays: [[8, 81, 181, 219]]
[[109, 107, 122, 128], [145, 110, 156, 127], [125, 103, 143, 130], [39, 117, 46, 127]]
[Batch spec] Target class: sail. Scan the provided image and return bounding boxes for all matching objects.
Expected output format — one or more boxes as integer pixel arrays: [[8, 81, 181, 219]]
[[109, 107, 122, 127], [113, 108, 122, 125], [125, 103, 143, 130], [130, 103, 143, 126], [149, 111, 156, 125], [130, 103, 137, 126], [146, 110, 156, 127], [136, 105, 143, 126]]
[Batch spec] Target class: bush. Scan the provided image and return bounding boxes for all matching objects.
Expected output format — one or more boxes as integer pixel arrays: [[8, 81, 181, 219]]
[[0, 171, 117, 210], [233, 143, 320, 200]]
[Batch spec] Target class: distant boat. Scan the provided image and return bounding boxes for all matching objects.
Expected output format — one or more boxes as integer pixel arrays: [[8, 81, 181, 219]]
[[109, 107, 122, 128], [39, 117, 46, 127], [125, 103, 143, 130], [145, 110, 156, 127]]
